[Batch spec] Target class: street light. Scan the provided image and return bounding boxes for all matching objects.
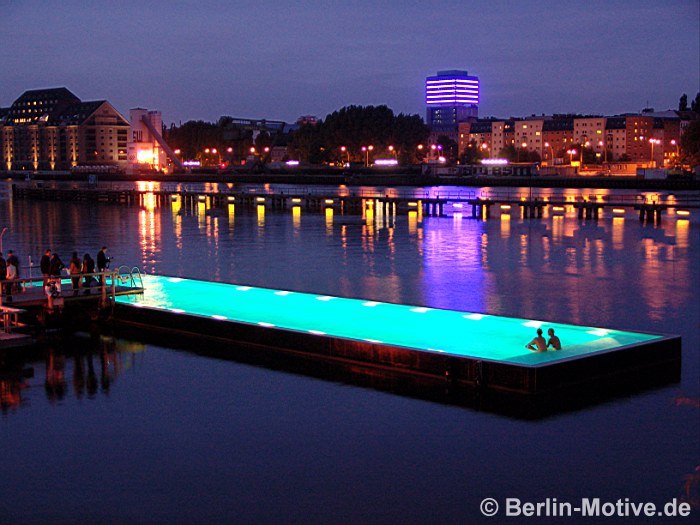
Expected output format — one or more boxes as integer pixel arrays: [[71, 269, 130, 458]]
[[567, 149, 577, 165], [340, 146, 350, 165], [649, 138, 661, 167], [388, 145, 397, 158], [518, 142, 527, 162], [598, 140, 606, 164], [361, 145, 374, 167], [581, 141, 590, 167], [481, 142, 489, 158], [544, 142, 554, 165], [670, 139, 680, 165]]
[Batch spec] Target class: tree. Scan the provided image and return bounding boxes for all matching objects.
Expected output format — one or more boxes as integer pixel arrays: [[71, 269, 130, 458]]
[[679, 93, 688, 111], [459, 139, 485, 165], [499, 144, 518, 162], [436, 135, 458, 163], [691, 92, 700, 113], [679, 118, 700, 168], [287, 105, 428, 165]]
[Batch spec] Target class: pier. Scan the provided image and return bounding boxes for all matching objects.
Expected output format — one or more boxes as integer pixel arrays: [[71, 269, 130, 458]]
[[0, 269, 145, 346], [11, 183, 698, 222]]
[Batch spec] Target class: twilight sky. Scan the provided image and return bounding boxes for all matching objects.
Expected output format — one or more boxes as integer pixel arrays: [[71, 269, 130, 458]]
[[1, 0, 698, 126]]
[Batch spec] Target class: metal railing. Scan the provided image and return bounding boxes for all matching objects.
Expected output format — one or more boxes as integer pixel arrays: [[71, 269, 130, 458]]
[[0, 269, 144, 308]]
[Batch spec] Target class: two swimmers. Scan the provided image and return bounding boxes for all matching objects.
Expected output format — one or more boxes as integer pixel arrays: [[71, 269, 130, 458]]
[[526, 328, 561, 352]]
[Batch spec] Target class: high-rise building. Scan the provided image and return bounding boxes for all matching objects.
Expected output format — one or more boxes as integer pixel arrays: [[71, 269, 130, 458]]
[[425, 70, 479, 141]]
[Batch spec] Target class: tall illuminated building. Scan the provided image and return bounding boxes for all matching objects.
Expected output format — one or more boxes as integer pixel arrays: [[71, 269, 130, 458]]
[[425, 70, 480, 140]]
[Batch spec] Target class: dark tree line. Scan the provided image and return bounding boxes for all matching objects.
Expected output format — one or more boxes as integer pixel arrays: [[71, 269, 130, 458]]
[[288, 105, 429, 165], [164, 118, 278, 165], [678, 92, 700, 112]]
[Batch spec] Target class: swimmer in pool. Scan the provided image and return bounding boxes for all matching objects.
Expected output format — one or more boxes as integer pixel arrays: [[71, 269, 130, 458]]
[[547, 328, 562, 350], [526, 328, 547, 352]]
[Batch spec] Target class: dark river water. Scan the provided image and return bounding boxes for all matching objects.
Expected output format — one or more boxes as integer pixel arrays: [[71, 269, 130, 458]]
[[0, 182, 698, 524]]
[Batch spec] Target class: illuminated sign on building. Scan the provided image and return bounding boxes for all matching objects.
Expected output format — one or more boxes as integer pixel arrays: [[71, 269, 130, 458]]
[[425, 70, 480, 106]]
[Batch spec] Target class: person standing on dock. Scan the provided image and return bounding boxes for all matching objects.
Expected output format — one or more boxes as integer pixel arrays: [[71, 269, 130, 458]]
[[97, 246, 109, 285], [5, 255, 18, 295], [97, 247, 109, 272], [69, 252, 81, 296], [526, 328, 547, 352], [6, 250, 19, 279], [40, 249, 52, 277], [0, 252, 6, 296], [82, 253, 95, 292]]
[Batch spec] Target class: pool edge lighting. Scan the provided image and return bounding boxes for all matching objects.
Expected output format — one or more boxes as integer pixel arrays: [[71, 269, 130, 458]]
[[410, 307, 430, 313]]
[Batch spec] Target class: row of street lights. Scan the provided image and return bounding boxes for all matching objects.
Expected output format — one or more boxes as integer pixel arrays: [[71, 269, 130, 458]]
[[177, 136, 682, 168], [339, 144, 445, 167]]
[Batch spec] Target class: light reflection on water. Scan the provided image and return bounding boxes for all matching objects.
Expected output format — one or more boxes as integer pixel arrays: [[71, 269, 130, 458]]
[[0, 186, 698, 524]]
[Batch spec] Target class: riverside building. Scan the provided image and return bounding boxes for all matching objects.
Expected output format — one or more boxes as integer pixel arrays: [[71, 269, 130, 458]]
[[458, 111, 688, 169], [0, 87, 129, 171]]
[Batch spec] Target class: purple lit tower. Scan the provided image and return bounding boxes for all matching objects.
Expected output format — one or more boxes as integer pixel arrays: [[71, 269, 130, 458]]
[[425, 70, 479, 138]]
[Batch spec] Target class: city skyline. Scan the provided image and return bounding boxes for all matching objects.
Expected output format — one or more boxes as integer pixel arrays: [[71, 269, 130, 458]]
[[1, 0, 698, 125]]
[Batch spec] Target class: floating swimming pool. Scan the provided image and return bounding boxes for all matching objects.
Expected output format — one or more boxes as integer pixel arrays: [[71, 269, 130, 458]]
[[115, 274, 675, 372]]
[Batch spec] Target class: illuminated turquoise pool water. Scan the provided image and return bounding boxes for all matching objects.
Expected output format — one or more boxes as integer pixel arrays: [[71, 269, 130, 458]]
[[115, 274, 663, 366]]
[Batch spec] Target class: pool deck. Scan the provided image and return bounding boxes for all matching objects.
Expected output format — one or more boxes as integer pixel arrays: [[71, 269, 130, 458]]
[[112, 275, 681, 396]]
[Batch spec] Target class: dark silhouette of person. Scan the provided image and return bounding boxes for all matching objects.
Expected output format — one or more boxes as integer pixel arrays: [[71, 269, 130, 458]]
[[97, 247, 109, 272], [49, 253, 64, 276], [40, 249, 52, 277], [0, 252, 6, 295], [82, 253, 95, 291]]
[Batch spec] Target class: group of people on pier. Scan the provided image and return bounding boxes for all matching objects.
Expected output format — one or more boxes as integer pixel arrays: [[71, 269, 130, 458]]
[[40, 246, 110, 296], [526, 328, 561, 352], [0, 246, 111, 298]]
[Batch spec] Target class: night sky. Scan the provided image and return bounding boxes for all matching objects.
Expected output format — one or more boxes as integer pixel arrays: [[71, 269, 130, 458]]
[[1, 0, 698, 125]]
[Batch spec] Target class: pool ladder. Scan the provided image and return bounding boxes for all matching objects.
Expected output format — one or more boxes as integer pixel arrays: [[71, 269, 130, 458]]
[[116, 265, 145, 290]]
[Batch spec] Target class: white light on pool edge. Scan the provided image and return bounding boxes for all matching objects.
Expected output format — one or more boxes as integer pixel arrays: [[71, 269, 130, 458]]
[[410, 307, 430, 313]]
